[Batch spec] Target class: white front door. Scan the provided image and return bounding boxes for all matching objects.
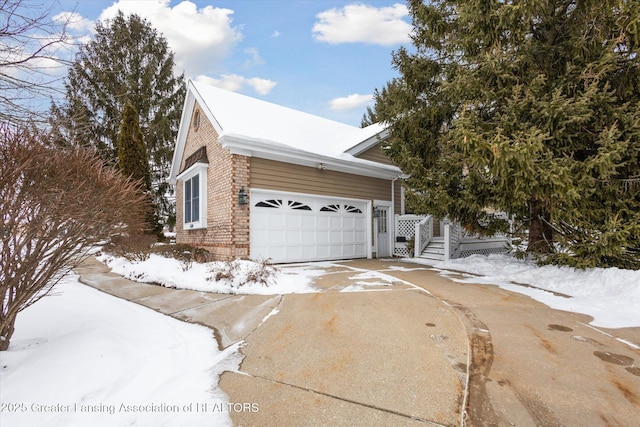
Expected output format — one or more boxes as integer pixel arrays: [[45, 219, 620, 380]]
[[376, 206, 390, 257]]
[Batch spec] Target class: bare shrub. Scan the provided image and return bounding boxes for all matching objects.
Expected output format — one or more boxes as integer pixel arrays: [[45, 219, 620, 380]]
[[106, 234, 157, 262], [244, 259, 279, 286], [209, 260, 240, 282], [208, 258, 279, 289], [150, 244, 213, 271], [0, 124, 148, 350]]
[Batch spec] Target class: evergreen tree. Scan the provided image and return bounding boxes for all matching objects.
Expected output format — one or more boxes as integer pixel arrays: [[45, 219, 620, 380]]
[[117, 103, 161, 237], [51, 11, 185, 228], [117, 103, 151, 191], [368, 0, 640, 269]]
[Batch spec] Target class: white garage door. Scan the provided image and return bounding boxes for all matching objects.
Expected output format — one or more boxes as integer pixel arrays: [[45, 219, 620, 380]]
[[250, 189, 368, 263]]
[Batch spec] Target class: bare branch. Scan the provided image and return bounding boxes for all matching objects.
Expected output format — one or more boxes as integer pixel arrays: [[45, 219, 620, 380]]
[[0, 0, 81, 124], [1, 123, 150, 350]]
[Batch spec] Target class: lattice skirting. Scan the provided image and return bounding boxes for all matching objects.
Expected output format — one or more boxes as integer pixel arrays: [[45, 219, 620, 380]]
[[393, 247, 506, 259], [459, 247, 508, 258], [394, 247, 411, 257], [396, 217, 423, 239]]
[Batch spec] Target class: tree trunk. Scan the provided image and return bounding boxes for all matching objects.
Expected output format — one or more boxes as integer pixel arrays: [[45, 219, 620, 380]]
[[0, 315, 16, 351], [528, 198, 554, 254]]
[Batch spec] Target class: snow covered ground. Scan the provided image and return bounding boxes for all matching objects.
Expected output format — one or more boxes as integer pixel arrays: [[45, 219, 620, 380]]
[[100, 252, 640, 329], [0, 273, 242, 427], [2, 252, 638, 426], [98, 254, 320, 295], [420, 254, 640, 330]]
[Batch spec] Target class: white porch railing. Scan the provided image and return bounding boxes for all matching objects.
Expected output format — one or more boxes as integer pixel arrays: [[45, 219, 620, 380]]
[[395, 214, 508, 259], [394, 214, 423, 257], [443, 220, 462, 261], [415, 215, 433, 257]]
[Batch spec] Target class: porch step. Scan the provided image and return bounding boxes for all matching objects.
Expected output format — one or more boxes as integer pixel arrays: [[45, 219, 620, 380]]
[[418, 252, 444, 261], [418, 238, 445, 261]]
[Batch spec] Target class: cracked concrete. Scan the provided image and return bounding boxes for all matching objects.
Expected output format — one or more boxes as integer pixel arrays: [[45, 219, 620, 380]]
[[222, 289, 467, 426]]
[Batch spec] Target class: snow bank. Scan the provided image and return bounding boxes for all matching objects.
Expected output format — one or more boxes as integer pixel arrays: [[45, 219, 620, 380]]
[[99, 250, 640, 329], [97, 254, 318, 295], [425, 254, 640, 329], [0, 274, 241, 427]]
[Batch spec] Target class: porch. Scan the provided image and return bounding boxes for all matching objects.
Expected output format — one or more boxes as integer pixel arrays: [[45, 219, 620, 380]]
[[394, 214, 510, 261]]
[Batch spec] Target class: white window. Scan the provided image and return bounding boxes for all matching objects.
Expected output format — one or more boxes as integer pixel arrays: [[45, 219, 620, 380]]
[[184, 174, 200, 223], [177, 163, 208, 229], [377, 208, 388, 233]]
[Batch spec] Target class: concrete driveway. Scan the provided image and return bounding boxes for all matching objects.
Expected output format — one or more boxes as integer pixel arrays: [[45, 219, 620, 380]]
[[76, 258, 640, 426]]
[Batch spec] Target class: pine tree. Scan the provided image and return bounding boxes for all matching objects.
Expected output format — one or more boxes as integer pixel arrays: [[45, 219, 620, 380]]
[[51, 11, 185, 229], [368, 0, 640, 269], [117, 103, 161, 237], [118, 103, 151, 191]]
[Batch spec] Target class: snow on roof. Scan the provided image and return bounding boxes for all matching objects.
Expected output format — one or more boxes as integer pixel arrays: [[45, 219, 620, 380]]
[[191, 81, 386, 158]]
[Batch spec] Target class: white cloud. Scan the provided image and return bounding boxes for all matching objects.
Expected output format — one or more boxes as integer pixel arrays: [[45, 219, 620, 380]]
[[243, 47, 264, 68], [270, 30, 280, 38], [97, 0, 243, 75], [329, 93, 373, 111], [313, 3, 411, 46], [194, 74, 277, 95], [53, 11, 94, 33], [246, 77, 277, 95], [1, 32, 70, 79]]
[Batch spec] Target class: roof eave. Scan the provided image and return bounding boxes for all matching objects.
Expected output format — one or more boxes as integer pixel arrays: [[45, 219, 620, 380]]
[[169, 80, 224, 185], [168, 90, 193, 185], [344, 127, 390, 156], [219, 134, 402, 180]]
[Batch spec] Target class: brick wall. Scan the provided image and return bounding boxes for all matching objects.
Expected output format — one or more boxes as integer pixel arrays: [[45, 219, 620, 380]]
[[175, 104, 251, 260], [231, 154, 250, 258]]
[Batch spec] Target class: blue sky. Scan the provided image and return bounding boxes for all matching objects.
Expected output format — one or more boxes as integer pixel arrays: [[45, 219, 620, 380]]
[[50, 0, 413, 126]]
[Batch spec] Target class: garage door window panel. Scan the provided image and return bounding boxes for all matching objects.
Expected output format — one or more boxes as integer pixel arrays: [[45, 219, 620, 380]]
[[320, 204, 340, 212], [289, 201, 312, 210], [255, 199, 282, 208]]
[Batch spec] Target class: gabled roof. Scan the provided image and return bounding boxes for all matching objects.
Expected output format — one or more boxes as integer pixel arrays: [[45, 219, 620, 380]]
[[169, 80, 400, 184]]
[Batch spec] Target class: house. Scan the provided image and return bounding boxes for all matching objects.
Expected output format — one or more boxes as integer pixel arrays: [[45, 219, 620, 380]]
[[169, 80, 406, 263]]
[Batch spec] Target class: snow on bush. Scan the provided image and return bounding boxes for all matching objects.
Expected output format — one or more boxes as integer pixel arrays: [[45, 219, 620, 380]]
[[97, 254, 316, 295], [208, 258, 279, 289]]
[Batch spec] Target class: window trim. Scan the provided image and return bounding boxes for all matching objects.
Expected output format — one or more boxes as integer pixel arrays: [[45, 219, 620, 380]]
[[177, 162, 208, 230]]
